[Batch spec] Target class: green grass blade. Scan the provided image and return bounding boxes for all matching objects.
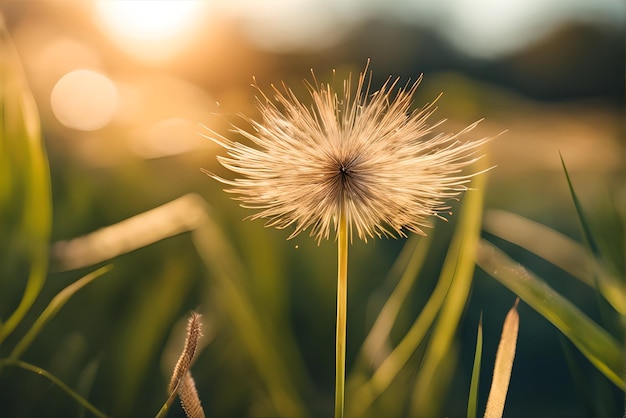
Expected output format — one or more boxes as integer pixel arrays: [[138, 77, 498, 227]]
[[558, 155, 625, 314], [0, 18, 52, 344], [155, 363, 184, 418], [476, 240, 624, 388], [467, 314, 483, 418], [9, 265, 112, 360], [348, 170, 487, 417], [111, 257, 196, 414], [559, 334, 619, 418], [154, 384, 181, 418], [484, 210, 593, 286], [192, 212, 308, 418], [0, 359, 109, 418], [558, 334, 596, 417], [347, 235, 454, 416], [76, 358, 101, 418], [410, 170, 486, 417], [483, 210, 626, 314], [559, 153, 599, 255], [356, 232, 432, 370]]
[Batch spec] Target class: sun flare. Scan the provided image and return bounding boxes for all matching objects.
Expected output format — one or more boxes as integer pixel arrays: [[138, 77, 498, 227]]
[[95, 0, 207, 61]]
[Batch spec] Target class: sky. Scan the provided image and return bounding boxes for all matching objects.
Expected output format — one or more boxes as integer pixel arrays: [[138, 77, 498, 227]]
[[92, 0, 625, 59], [226, 0, 625, 56]]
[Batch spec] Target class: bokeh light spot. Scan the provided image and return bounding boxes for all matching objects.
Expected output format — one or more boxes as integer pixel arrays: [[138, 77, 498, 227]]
[[51, 69, 118, 131]]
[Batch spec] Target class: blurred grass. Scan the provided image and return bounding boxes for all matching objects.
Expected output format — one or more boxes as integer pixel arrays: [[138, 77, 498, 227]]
[[0, 359, 108, 418], [354, 232, 432, 371], [467, 315, 482, 418], [9, 265, 112, 361], [409, 166, 486, 417], [346, 166, 487, 417], [0, 16, 51, 344], [478, 157, 625, 395], [560, 154, 626, 316], [0, 14, 623, 416], [49, 193, 310, 417], [111, 256, 195, 415], [192, 209, 309, 417], [476, 240, 624, 388], [0, 21, 113, 417]]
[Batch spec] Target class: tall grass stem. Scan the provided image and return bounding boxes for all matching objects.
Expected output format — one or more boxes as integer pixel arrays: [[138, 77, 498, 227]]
[[335, 208, 348, 418]]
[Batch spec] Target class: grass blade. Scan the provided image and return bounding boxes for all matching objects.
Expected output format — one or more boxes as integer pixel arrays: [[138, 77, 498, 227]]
[[483, 210, 625, 314], [410, 170, 486, 417], [53, 194, 207, 271], [483, 210, 593, 286], [9, 265, 113, 360], [155, 382, 181, 418], [558, 334, 596, 417], [467, 314, 483, 418], [154, 384, 181, 418], [476, 240, 624, 388], [348, 169, 487, 417], [484, 299, 519, 418], [0, 359, 109, 418], [559, 155, 626, 314], [357, 233, 432, 371], [0, 16, 52, 344], [192, 212, 308, 418], [559, 153, 599, 255], [347, 238, 451, 416]]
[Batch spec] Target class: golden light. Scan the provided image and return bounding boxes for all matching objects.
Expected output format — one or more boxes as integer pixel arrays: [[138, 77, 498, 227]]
[[130, 118, 200, 159], [53, 194, 208, 271], [50, 69, 118, 131], [95, 0, 208, 62]]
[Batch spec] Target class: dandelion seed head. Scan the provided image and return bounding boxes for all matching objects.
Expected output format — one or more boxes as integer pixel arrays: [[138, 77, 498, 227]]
[[204, 63, 491, 244]]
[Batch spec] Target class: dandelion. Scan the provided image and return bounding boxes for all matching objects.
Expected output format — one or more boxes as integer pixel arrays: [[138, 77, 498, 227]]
[[203, 62, 491, 418]]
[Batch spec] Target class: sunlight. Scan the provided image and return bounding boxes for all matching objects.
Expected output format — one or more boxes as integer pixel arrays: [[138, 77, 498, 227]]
[[95, 0, 208, 62]]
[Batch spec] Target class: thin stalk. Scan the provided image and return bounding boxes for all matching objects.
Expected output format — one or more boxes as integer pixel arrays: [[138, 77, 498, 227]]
[[0, 359, 109, 418], [335, 209, 348, 418]]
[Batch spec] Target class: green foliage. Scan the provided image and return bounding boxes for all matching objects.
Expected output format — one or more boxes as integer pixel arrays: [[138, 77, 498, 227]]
[[477, 240, 623, 387], [467, 315, 482, 418], [410, 168, 486, 417], [9, 265, 112, 361], [1, 18, 622, 417], [192, 206, 309, 417], [0, 359, 109, 418], [477, 158, 625, 404], [0, 16, 51, 344], [345, 167, 487, 417], [560, 153, 625, 315], [0, 22, 109, 417]]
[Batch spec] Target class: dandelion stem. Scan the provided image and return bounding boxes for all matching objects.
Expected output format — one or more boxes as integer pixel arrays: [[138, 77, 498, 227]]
[[334, 208, 348, 418]]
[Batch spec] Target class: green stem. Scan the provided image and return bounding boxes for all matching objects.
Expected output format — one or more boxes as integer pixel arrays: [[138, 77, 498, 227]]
[[335, 209, 348, 418], [0, 358, 109, 418]]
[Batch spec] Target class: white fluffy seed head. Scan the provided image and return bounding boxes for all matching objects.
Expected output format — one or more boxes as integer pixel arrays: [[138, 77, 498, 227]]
[[204, 63, 491, 244]]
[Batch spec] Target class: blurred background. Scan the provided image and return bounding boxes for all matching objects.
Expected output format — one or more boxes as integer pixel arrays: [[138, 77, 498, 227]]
[[0, 0, 623, 417]]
